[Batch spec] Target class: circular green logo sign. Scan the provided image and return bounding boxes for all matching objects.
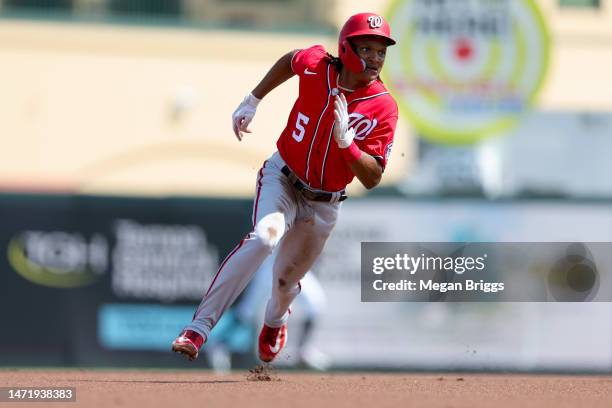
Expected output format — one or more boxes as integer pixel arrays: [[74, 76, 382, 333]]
[[384, 0, 550, 144]]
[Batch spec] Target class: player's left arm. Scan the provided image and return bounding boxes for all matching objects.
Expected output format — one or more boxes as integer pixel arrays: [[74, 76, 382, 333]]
[[333, 94, 397, 189], [345, 151, 383, 190]]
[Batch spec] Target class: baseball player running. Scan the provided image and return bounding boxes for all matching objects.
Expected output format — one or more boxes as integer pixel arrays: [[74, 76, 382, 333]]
[[172, 12, 398, 364]]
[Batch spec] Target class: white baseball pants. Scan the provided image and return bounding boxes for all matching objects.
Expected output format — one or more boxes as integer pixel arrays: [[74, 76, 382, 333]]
[[185, 151, 340, 340]]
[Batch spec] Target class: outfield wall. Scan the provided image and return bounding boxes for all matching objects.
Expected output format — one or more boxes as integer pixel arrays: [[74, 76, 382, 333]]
[[0, 193, 610, 371]]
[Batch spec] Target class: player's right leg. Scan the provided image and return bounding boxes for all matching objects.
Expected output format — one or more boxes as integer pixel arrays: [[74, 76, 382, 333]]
[[173, 153, 297, 361]]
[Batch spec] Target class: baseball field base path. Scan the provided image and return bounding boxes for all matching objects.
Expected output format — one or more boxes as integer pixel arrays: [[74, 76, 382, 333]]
[[0, 369, 610, 408]]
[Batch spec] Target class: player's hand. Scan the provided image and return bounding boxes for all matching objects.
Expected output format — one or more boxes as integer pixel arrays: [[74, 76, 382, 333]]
[[333, 93, 354, 149], [232, 93, 261, 141]]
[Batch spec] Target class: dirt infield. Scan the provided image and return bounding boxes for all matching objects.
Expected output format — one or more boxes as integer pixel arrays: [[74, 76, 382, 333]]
[[0, 369, 610, 408]]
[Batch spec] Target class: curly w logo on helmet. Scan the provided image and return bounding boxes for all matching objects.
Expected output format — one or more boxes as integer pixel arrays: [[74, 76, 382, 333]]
[[367, 15, 384, 29]]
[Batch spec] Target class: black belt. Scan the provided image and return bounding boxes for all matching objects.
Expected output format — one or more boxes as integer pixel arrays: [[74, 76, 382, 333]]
[[281, 166, 347, 203]]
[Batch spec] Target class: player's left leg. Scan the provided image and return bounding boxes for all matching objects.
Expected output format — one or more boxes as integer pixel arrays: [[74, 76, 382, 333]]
[[258, 200, 339, 362]]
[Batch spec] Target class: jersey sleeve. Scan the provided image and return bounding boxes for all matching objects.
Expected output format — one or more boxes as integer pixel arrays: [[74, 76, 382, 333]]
[[290, 45, 327, 77], [357, 107, 398, 171]]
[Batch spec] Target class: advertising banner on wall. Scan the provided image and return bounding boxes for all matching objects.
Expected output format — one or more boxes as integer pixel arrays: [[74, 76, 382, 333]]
[[0, 195, 253, 367], [1, 194, 611, 371]]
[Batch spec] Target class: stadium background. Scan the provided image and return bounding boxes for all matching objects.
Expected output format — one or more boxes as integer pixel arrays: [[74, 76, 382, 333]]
[[0, 0, 611, 374]]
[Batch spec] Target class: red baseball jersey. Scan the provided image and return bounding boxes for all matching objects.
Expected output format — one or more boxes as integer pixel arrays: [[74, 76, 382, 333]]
[[276, 45, 398, 192]]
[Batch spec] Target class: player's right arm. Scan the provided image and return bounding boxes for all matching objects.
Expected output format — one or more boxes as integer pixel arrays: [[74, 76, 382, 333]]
[[251, 50, 298, 99], [232, 50, 298, 140]]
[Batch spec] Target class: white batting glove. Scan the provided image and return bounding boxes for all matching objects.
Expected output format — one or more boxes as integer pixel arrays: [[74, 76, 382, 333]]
[[232, 93, 261, 141], [333, 94, 355, 149]]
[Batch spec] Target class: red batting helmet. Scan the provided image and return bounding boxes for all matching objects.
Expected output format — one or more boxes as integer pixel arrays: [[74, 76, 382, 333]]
[[338, 13, 396, 73]]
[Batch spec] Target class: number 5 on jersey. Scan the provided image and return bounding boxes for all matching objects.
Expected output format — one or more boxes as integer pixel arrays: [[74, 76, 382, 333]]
[[292, 112, 310, 142]]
